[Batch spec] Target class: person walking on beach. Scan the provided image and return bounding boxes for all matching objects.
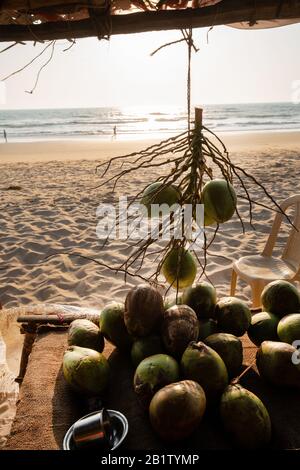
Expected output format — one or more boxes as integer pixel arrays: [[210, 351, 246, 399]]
[[3, 129, 7, 143], [113, 125, 117, 137]]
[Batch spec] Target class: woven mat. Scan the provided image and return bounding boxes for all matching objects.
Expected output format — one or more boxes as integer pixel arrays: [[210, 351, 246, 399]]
[[4, 330, 300, 450]]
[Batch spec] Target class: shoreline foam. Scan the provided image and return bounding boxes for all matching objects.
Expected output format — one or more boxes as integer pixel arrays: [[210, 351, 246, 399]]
[[1, 130, 300, 163]]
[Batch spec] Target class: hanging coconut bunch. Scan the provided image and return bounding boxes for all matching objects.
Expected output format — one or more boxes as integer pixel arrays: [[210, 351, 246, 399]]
[[41, 29, 291, 293], [90, 32, 291, 290], [94, 104, 289, 290]]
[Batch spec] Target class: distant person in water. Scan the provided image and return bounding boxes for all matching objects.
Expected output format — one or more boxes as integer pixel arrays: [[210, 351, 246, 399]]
[[3, 129, 7, 143], [113, 126, 117, 137]]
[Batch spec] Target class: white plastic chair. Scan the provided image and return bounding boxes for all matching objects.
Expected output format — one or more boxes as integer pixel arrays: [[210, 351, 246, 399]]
[[230, 195, 300, 308]]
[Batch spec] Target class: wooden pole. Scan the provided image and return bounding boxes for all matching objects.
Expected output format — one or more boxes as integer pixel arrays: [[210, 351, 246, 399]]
[[15, 323, 37, 384], [17, 313, 100, 324], [194, 107, 203, 130], [0, 0, 300, 42]]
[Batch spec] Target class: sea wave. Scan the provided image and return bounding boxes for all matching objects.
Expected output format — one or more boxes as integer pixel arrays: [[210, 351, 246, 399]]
[[1, 103, 300, 142]]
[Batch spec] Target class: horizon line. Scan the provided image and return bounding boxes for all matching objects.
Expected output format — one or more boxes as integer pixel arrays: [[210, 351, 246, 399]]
[[0, 100, 299, 112]]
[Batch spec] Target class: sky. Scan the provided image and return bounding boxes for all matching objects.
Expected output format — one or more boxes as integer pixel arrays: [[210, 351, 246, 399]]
[[0, 22, 300, 109]]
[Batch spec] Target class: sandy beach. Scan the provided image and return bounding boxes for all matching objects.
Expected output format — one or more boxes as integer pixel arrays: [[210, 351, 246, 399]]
[[0, 130, 300, 448], [1, 130, 300, 163], [0, 131, 300, 372]]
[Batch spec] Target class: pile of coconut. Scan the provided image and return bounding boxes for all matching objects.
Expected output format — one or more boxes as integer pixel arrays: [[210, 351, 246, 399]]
[[62, 280, 300, 449]]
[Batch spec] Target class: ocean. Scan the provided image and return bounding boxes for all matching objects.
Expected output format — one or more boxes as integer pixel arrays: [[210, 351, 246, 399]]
[[0, 102, 300, 142]]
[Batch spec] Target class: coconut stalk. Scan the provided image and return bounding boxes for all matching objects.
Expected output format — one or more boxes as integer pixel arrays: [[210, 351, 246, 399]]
[[93, 106, 290, 293]]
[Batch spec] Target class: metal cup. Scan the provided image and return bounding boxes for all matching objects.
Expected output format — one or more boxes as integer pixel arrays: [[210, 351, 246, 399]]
[[73, 408, 114, 449]]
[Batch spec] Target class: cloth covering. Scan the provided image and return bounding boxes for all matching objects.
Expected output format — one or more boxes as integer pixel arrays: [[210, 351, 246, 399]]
[[4, 329, 300, 450]]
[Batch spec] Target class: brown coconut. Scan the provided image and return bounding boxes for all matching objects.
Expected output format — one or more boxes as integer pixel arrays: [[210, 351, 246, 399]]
[[161, 305, 199, 358], [124, 284, 164, 337]]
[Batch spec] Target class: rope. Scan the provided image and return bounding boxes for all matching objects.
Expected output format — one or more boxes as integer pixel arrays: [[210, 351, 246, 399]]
[[149, 28, 198, 142], [88, 0, 112, 40], [249, 0, 257, 27], [56, 313, 65, 324], [187, 28, 192, 140], [180, 28, 196, 144], [276, 0, 285, 18]]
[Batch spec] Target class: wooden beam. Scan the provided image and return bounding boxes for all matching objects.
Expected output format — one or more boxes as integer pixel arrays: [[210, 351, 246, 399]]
[[0, 0, 105, 9], [0, 0, 300, 42]]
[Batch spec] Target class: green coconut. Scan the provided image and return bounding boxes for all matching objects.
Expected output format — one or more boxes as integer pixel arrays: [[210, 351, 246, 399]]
[[247, 311, 279, 346], [204, 210, 216, 227], [125, 284, 164, 337], [134, 354, 180, 408], [277, 313, 300, 345], [204, 333, 243, 379], [163, 293, 183, 310], [198, 319, 219, 341], [181, 341, 228, 401], [99, 302, 133, 351], [182, 282, 217, 319], [261, 280, 300, 318], [220, 384, 271, 449], [149, 380, 206, 441], [140, 182, 181, 217], [201, 179, 237, 223], [256, 340, 300, 389], [131, 335, 164, 368], [215, 297, 251, 337], [63, 346, 110, 396], [68, 319, 104, 353], [161, 248, 197, 290], [161, 305, 199, 358]]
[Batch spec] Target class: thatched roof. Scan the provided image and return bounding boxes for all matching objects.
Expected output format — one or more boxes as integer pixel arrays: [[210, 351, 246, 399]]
[[0, 0, 300, 42]]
